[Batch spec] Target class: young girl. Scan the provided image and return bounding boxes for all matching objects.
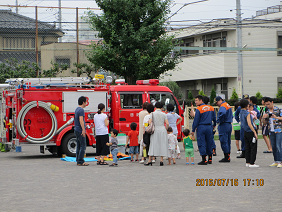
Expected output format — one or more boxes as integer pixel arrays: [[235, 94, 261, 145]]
[[167, 127, 178, 165], [94, 103, 110, 165], [249, 103, 259, 134]]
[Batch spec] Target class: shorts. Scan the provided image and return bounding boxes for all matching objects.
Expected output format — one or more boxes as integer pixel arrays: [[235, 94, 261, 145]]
[[262, 124, 269, 136], [235, 130, 240, 140], [168, 149, 176, 158], [96, 134, 110, 156], [185, 148, 194, 157], [129, 146, 139, 154]]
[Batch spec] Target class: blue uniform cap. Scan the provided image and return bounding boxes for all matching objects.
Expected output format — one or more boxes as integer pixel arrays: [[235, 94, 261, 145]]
[[215, 96, 223, 102]]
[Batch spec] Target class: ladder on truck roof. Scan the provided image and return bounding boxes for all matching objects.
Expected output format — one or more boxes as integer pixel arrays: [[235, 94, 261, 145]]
[[5, 77, 91, 86]]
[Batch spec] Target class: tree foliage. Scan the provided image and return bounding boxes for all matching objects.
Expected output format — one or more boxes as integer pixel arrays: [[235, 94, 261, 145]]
[[71, 63, 97, 79], [188, 90, 193, 100], [198, 90, 206, 96], [277, 87, 282, 98], [0, 58, 38, 83], [159, 80, 183, 100], [86, 0, 181, 84], [255, 91, 263, 99], [0, 58, 68, 83], [230, 88, 239, 100], [210, 86, 216, 104]]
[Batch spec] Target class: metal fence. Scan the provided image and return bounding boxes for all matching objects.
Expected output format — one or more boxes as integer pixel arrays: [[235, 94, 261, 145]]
[[0, 5, 100, 76]]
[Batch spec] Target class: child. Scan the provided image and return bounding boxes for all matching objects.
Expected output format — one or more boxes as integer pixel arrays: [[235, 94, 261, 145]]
[[233, 101, 241, 154], [166, 103, 183, 159], [126, 122, 139, 162], [183, 129, 195, 165], [239, 99, 259, 168], [248, 103, 259, 134], [167, 127, 178, 165], [106, 129, 119, 167]]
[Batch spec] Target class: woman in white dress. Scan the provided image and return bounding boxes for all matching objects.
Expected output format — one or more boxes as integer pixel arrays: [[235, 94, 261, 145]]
[[144, 102, 169, 166]]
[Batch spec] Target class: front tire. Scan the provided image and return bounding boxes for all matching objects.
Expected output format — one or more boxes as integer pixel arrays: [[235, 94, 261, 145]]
[[61, 133, 77, 157]]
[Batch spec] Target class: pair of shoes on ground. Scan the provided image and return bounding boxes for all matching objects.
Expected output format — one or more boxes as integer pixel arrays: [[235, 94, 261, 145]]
[[246, 163, 259, 168], [186, 162, 194, 165], [269, 163, 282, 168], [97, 161, 108, 165]]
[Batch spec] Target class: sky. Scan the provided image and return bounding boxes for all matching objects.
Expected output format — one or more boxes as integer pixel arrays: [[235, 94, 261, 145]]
[[0, 0, 281, 30]]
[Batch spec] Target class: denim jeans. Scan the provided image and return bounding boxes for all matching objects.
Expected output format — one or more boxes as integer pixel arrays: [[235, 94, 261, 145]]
[[111, 148, 118, 164], [269, 132, 282, 163], [75, 130, 86, 164]]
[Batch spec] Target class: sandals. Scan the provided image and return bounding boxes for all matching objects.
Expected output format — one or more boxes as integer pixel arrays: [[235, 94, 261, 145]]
[[186, 163, 189, 165], [77, 162, 89, 166], [99, 161, 108, 165]]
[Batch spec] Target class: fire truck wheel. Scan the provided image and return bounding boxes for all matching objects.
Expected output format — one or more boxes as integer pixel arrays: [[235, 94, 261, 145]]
[[62, 133, 77, 157]]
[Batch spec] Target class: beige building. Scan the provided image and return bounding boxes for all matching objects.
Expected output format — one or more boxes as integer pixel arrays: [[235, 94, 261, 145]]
[[41, 42, 92, 77], [162, 5, 282, 99]]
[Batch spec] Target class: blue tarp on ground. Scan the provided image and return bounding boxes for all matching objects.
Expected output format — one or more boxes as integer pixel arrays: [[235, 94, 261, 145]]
[[61, 156, 131, 162]]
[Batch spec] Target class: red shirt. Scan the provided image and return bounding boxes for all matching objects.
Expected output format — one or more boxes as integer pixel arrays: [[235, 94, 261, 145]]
[[128, 130, 139, 146]]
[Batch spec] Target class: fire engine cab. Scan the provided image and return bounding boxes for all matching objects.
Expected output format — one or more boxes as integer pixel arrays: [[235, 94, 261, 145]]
[[0, 76, 184, 157]]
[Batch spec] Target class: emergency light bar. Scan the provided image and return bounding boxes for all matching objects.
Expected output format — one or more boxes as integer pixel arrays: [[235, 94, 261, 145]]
[[6, 77, 91, 85], [136, 79, 159, 85], [115, 79, 125, 85]]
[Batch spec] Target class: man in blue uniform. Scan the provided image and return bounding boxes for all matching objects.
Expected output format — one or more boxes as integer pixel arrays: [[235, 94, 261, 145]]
[[215, 96, 233, 162], [235, 94, 260, 158], [203, 96, 217, 157], [192, 95, 216, 165]]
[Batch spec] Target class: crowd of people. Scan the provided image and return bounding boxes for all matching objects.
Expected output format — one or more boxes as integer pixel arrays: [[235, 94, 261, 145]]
[[73, 94, 282, 168]]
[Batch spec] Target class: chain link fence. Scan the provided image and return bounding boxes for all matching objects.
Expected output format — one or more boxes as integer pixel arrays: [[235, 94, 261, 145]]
[[0, 5, 100, 77]]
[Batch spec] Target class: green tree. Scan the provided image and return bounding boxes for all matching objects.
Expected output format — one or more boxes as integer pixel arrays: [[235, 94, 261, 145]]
[[188, 90, 193, 100], [277, 87, 282, 98], [255, 91, 263, 99], [0, 58, 68, 82], [210, 86, 216, 104], [230, 88, 239, 100], [0, 58, 38, 83], [86, 0, 181, 84], [71, 63, 97, 79], [40, 61, 68, 78], [159, 80, 183, 100], [198, 90, 206, 96]]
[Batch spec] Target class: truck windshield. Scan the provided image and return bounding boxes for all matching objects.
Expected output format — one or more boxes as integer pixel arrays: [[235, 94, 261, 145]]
[[149, 92, 179, 113], [120, 93, 143, 109]]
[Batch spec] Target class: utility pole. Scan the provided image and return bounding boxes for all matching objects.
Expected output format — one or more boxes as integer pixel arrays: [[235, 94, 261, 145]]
[[58, 0, 62, 42], [236, 0, 243, 99], [16, 0, 18, 14]]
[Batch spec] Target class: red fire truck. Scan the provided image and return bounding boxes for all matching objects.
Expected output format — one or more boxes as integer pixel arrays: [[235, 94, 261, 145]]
[[0, 76, 184, 156]]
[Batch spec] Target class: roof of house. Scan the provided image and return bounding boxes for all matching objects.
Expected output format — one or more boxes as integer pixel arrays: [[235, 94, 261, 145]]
[[0, 10, 63, 34]]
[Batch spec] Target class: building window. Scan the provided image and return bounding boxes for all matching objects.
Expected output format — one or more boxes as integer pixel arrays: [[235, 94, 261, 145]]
[[278, 32, 282, 55], [203, 32, 227, 54], [3, 37, 35, 50], [55, 58, 70, 67]]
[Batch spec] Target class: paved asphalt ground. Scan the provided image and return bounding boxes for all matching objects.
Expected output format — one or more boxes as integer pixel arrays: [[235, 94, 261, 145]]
[[0, 139, 281, 212]]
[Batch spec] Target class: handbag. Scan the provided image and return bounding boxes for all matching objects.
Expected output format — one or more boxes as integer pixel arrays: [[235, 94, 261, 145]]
[[145, 113, 155, 135]]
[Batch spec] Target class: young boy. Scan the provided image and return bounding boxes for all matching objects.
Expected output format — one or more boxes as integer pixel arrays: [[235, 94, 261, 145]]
[[183, 129, 195, 165], [126, 122, 139, 162], [106, 129, 119, 167], [167, 127, 178, 165]]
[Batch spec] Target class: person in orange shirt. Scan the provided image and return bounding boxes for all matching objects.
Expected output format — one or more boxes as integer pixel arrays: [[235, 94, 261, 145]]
[[126, 122, 139, 162]]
